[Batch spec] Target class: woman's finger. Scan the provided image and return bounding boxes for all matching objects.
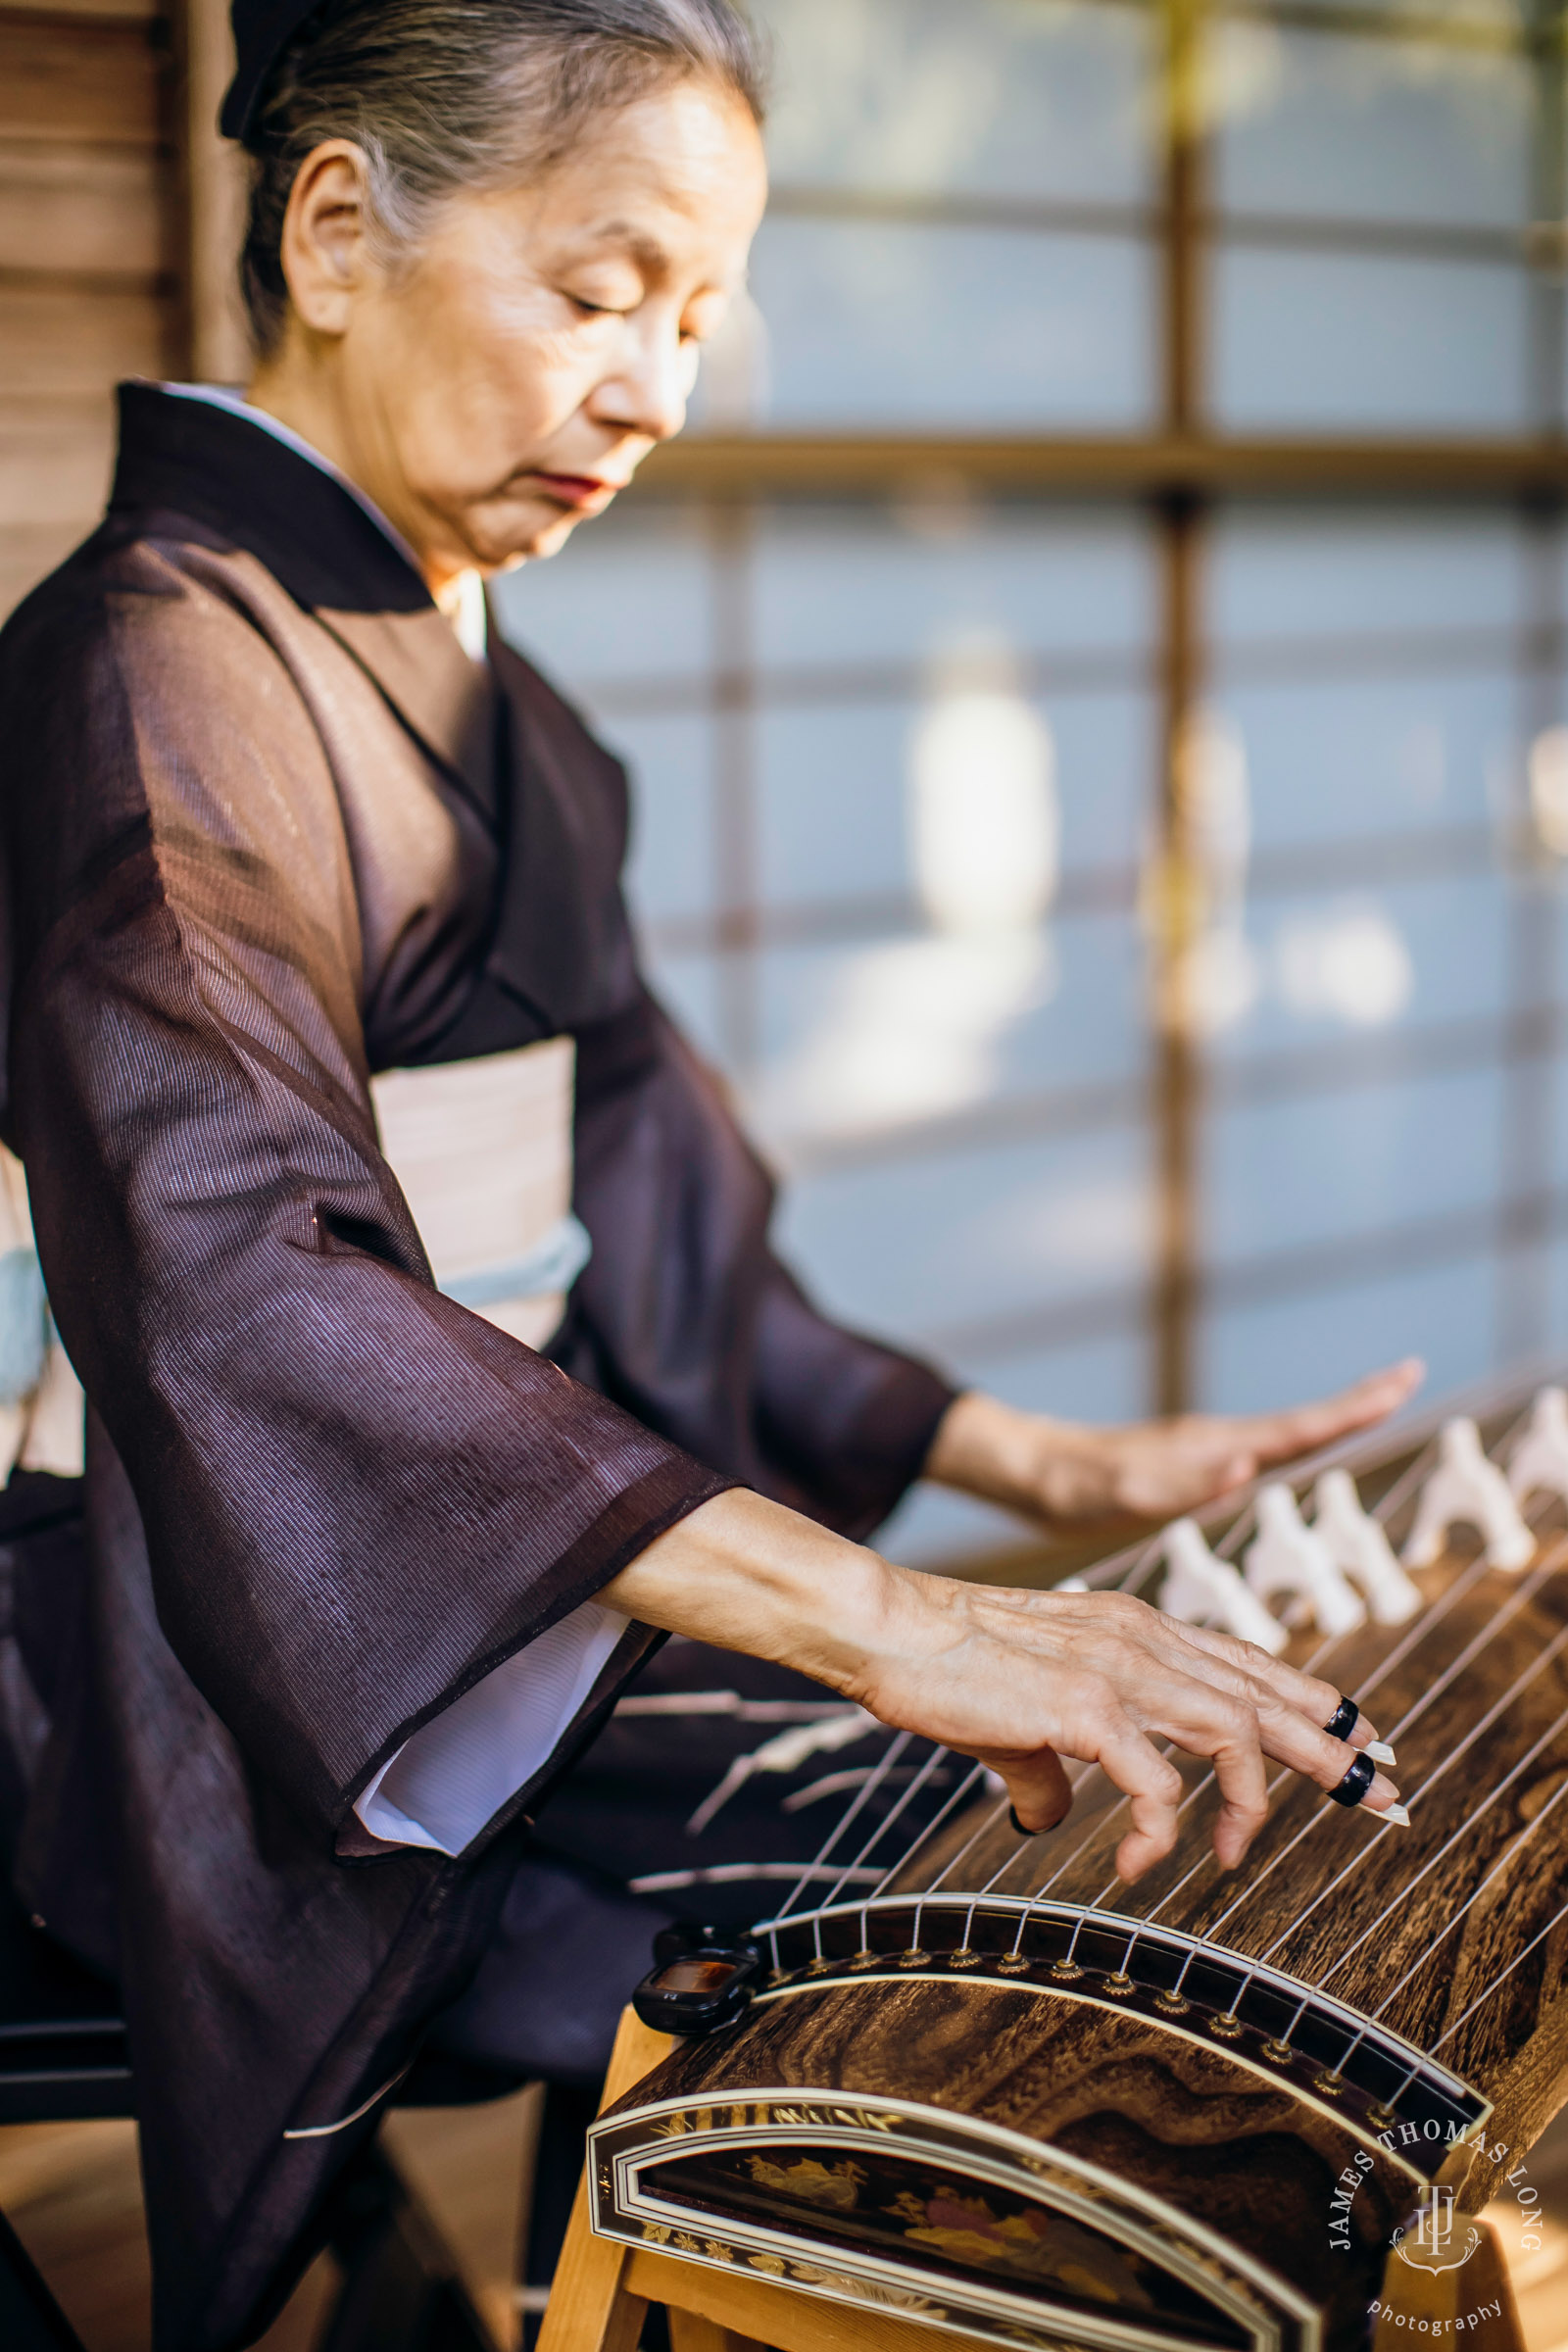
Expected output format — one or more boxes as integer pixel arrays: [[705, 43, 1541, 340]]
[[990, 1744, 1073, 1837], [1150, 1619, 1400, 1796], [1087, 1711, 1186, 1882], [1156, 1615, 1384, 1747], [1227, 1359, 1424, 1466]]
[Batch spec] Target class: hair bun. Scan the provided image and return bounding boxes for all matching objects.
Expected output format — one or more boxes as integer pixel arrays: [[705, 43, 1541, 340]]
[[220, 0, 340, 142]]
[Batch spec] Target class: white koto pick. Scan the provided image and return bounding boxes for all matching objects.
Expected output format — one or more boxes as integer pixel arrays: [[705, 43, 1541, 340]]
[[1508, 1387, 1568, 1510], [1160, 1519, 1289, 1654], [1245, 1483, 1367, 1638], [1401, 1417, 1536, 1573], [1310, 1467, 1422, 1626]]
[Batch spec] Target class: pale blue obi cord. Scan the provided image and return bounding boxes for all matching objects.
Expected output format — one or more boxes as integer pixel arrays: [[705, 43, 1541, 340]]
[[0, 1247, 49, 1405], [0, 1213, 589, 1417], [439, 1212, 592, 1314]]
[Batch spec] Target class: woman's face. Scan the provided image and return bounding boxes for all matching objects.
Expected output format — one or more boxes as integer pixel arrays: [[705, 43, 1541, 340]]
[[261, 78, 767, 585]]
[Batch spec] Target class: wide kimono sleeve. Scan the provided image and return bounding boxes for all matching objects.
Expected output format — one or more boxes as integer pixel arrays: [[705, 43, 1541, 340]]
[[486, 644, 961, 1548], [564, 989, 958, 1543], [0, 546, 732, 1844]]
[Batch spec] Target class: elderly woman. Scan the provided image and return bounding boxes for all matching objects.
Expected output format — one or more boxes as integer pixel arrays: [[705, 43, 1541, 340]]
[[0, 0, 1412, 2341]]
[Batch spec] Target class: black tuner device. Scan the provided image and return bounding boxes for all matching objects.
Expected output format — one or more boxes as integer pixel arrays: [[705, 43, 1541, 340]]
[[632, 1921, 765, 2038]]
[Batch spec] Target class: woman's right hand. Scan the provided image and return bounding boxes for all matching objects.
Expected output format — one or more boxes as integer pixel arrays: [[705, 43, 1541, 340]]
[[601, 1489, 1399, 1884]]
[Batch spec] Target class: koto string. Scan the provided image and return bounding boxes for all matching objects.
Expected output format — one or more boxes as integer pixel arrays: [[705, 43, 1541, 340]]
[[920, 1797, 1013, 1900], [869, 1408, 1492, 1933], [763, 1729, 912, 1947], [817, 1740, 950, 1918], [1254, 1619, 1568, 1977], [1140, 1537, 1564, 1962], [973, 1768, 1106, 1952], [1184, 1543, 1568, 1959], [1234, 1689, 1568, 2068], [1364, 1758, 1568, 2032], [756, 1392, 1537, 1961], [1134, 1544, 1506, 1933], [1297, 1663, 1568, 1984], [1428, 1888, 1568, 2055], [867, 1760, 988, 1903], [1033, 1426, 1480, 1921]]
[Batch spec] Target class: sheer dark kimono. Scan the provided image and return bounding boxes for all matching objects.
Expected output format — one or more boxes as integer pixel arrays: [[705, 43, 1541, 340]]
[[0, 385, 954, 2349]]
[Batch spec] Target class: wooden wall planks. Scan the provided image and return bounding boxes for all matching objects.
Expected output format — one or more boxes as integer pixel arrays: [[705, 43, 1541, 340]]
[[0, 0, 182, 620]]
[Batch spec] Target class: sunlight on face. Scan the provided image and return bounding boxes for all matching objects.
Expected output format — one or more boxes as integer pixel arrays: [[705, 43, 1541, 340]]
[[328, 81, 767, 580]]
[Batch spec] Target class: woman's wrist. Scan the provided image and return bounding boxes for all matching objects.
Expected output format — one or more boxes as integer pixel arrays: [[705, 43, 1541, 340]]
[[924, 1391, 1088, 1521], [599, 1487, 906, 1699]]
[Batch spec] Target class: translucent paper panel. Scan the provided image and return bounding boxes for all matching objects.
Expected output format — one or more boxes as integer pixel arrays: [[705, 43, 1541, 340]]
[[1213, 509, 1523, 643], [754, 504, 1154, 669], [755, 691, 1152, 910], [773, 1124, 1152, 1344], [751, 502, 1155, 907], [639, 947, 726, 1068], [751, 219, 1155, 429], [1205, 874, 1513, 1064], [1211, 26, 1531, 226], [1213, 249, 1530, 431], [1202, 1253, 1497, 1415], [1202, 1067, 1504, 1268], [747, 913, 1146, 1151], [490, 506, 710, 688], [602, 712, 714, 928], [759, 0, 1154, 203], [1214, 669, 1514, 850]]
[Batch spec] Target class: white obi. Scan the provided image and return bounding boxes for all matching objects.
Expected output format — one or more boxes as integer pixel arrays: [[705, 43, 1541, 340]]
[[358, 1037, 626, 1855], [370, 1036, 591, 1351]]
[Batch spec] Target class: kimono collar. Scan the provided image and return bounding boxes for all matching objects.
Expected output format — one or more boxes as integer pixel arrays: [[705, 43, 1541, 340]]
[[108, 382, 496, 818]]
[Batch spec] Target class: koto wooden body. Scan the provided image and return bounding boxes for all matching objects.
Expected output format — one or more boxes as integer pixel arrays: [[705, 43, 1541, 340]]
[[589, 1387, 1568, 2352]]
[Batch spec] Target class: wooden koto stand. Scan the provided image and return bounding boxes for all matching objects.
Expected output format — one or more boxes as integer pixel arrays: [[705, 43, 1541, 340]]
[[536, 2010, 1527, 2352]]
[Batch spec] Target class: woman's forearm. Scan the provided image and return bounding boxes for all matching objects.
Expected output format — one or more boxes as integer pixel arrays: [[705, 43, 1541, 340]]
[[598, 1487, 1403, 1882], [922, 1363, 1423, 1528], [601, 1488, 896, 1697]]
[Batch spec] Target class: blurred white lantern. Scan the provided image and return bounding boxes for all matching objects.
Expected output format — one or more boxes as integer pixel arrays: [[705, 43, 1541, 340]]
[[1530, 724, 1568, 858], [909, 637, 1058, 936], [1277, 903, 1413, 1028]]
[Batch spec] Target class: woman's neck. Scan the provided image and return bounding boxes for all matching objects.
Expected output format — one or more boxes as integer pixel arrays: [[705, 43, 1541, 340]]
[[247, 350, 467, 600]]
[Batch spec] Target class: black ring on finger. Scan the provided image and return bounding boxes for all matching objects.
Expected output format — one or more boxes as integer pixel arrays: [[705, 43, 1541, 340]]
[[1323, 1694, 1359, 1741], [1328, 1752, 1375, 1808]]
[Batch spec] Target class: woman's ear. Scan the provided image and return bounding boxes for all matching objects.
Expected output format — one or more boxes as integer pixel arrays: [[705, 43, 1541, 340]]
[[278, 140, 375, 338]]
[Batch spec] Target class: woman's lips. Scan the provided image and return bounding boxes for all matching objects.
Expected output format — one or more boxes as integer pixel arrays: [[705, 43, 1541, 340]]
[[532, 471, 619, 509]]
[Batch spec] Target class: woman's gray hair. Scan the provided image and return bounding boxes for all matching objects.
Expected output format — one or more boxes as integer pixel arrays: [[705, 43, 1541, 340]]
[[239, 0, 766, 352]]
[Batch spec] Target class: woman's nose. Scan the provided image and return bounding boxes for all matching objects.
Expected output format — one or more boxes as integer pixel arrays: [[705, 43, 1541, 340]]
[[593, 320, 691, 445]]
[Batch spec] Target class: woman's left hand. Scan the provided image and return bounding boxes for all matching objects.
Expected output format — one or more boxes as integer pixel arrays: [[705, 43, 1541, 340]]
[[924, 1358, 1423, 1530]]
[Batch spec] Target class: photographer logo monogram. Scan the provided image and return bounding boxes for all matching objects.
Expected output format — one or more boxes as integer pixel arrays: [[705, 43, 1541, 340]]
[[1326, 2124, 1541, 2332]]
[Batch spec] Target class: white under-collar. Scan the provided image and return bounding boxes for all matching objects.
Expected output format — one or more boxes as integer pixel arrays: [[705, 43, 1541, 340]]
[[158, 382, 488, 667]]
